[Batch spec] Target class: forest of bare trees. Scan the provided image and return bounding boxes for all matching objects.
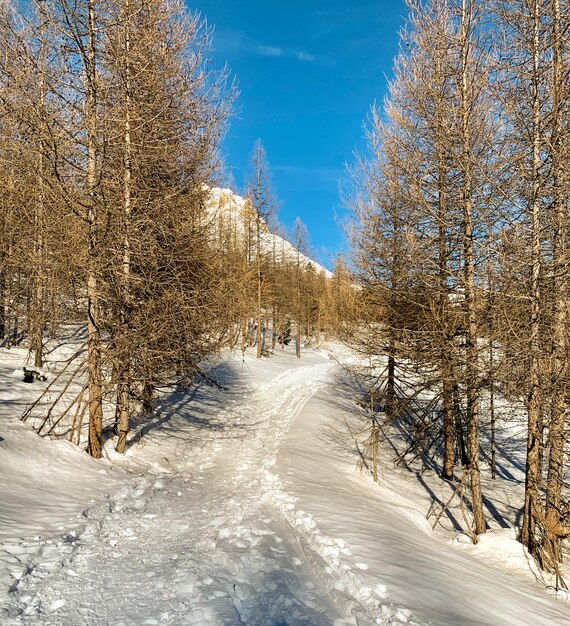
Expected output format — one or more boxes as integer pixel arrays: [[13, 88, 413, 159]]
[[349, 0, 570, 575], [0, 0, 338, 465], [210, 179, 337, 362], [0, 0, 235, 457], [7, 0, 570, 591]]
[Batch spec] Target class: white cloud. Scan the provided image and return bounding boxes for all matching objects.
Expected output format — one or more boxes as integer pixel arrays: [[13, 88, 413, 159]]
[[256, 44, 315, 62], [214, 29, 315, 63], [295, 51, 315, 62], [257, 45, 284, 57]]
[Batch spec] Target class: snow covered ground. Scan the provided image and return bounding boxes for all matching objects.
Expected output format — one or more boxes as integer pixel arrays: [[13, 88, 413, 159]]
[[1, 343, 570, 624]]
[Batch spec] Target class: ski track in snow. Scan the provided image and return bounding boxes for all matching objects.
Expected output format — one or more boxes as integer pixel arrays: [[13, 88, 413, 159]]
[[2, 358, 412, 626]]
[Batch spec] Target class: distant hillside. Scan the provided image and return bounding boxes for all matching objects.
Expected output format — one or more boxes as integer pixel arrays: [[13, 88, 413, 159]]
[[207, 187, 332, 278]]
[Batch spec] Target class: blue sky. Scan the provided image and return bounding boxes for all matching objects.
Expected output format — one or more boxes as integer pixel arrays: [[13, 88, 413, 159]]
[[191, 0, 408, 268]]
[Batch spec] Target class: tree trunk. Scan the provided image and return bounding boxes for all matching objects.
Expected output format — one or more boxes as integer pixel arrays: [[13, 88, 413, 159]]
[[296, 250, 301, 358], [115, 363, 130, 453], [229, 321, 239, 350], [441, 361, 456, 480], [0, 260, 5, 340], [271, 305, 278, 349], [489, 340, 496, 480], [240, 316, 247, 355], [386, 337, 396, 419], [256, 219, 262, 358], [142, 380, 155, 415], [115, 0, 133, 454], [86, 0, 104, 459], [521, 0, 544, 557], [31, 33, 48, 369], [544, 0, 567, 568], [437, 129, 454, 481], [459, 0, 485, 536]]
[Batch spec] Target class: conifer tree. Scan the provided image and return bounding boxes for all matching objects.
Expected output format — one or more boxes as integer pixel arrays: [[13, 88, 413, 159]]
[[245, 140, 277, 358]]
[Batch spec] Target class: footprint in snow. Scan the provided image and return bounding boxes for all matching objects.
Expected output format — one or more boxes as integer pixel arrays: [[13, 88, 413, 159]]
[[48, 599, 66, 612], [374, 582, 389, 599]]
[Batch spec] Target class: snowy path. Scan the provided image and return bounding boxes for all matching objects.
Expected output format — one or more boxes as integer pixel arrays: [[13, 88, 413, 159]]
[[4, 347, 570, 625], [4, 355, 366, 625], [276, 385, 570, 626]]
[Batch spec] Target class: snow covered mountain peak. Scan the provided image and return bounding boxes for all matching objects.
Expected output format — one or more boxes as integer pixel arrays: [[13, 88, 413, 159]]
[[206, 187, 333, 278]]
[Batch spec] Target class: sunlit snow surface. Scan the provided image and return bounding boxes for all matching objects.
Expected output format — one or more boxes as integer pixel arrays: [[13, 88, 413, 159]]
[[206, 187, 333, 278], [1, 343, 570, 625]]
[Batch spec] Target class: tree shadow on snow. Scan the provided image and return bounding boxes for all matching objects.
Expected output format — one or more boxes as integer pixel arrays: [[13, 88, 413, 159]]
[[126, 359, 255, 450], [317, 376, 513, 533]]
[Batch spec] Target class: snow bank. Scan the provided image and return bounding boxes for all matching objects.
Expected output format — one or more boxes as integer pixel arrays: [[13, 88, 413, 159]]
[[275, 378, 570, 625], [0, 348, 123, 604]]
